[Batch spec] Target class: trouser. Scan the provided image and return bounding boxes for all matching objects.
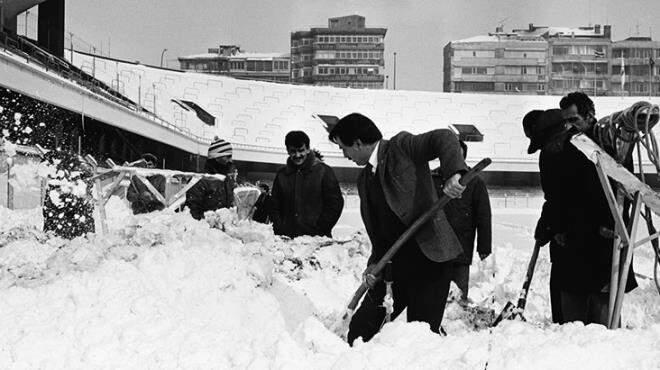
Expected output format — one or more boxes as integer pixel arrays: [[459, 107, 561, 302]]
[[550, 262, 563, 324], [449, 263, 470, 300], [347, 262, 452, 346], [560, 290, 609, 326]]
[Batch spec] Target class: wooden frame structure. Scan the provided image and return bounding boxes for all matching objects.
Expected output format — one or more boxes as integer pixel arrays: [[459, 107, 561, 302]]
[[90, 158, 225, 234], [572, 134, 660, 329]]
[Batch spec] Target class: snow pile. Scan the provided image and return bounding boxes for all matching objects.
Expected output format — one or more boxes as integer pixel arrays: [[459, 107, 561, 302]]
[[0, 203, 657, 368]]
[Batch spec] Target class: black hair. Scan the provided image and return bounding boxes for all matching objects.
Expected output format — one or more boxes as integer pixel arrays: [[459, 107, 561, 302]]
[[459, 139, 468, 159], [285, 131, 310, 148], [559, 92, 595, 118], [328, 113, 382, 146], [141, 153, 158, 164], [522, 109, 544, 138]]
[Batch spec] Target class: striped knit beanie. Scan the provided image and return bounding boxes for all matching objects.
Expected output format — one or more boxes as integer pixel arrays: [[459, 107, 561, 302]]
[[208, 137, 232, 159]]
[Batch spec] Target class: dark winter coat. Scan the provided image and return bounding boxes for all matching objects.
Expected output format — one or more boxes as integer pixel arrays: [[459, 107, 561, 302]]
[[42, 150, 95, 239], [535, 134, 569, 262], [270, 154, 344, 238], [252, 192, 272, 224], [358, 130, 468, 264], [185, 176, 235, 220], [433, 172, 492, 265], [556, 135, 637, 294], [126, 174, 166, 214]]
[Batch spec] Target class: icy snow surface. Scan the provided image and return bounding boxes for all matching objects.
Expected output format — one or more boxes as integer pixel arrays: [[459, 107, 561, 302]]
[[0, 200, 658, 369]]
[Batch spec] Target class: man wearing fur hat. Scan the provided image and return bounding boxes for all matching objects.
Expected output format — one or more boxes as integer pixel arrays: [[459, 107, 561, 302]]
[[185, 137, 236, 220]]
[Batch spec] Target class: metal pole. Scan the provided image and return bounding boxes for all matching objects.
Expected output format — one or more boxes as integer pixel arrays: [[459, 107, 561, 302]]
[[138, 75, 142, 108], [650, 57, 653, 98], [593, 60, 597, 96], [393, 52, 397, 90], [385, 75, 389, 89], [152, 83, 156, 115], [68, 32, 73, 63], [24, 10, 28, 37]]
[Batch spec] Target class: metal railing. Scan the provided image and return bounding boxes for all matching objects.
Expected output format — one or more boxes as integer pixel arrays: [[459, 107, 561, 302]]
[[0, 31, 208, 144]]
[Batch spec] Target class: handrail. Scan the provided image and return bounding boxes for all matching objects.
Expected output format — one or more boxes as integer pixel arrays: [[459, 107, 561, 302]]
[[0, 30, 209, 143]]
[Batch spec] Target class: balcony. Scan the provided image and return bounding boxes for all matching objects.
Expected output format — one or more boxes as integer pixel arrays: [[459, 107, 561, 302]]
[[313, 43, 385, 50], [313, 74, 384, 82], [313, 59, 384, 66]]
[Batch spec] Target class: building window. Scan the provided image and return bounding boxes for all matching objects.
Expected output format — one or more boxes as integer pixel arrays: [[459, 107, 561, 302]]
[[495, 49, 504, 58], [473, 51, 476, 57], [553, 46, 569, 55], [538, 83, 545, 91], [504, 82, 522, 91], [536, 66, 545, 75]]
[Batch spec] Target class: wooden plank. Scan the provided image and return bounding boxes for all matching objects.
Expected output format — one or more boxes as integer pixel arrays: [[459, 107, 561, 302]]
[[167, 176, 201, 208], [135, 174, 167, 206], [611, 192, 642, 328], [572, 134, 660, 215], [101, 171, 127, 203]]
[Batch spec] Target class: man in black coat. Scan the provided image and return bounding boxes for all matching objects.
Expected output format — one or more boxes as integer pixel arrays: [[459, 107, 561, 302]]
[[529, 109, 637, 325], [433, 140, 492, 301], [270, 131, 344, 238], [185, 137, 236, 220], [329, 113, 467, 345]]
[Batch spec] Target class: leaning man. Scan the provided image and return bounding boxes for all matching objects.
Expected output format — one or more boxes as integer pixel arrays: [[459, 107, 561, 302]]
[[329, 113, 467, 344], [271, 130, 344, 238]]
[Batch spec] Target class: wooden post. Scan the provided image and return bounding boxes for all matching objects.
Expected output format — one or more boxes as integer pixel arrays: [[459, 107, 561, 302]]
[[95, 178, 108, 235], [6, 160, 13, 210], [611, 192, 642, 328]]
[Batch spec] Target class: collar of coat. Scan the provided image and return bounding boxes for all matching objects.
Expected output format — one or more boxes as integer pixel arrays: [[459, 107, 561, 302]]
[[283, 153, 321, 174]]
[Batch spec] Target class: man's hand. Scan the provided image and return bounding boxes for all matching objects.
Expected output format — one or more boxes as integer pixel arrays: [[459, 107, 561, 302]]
[[362, 264, 381, 289], [443, 173, 466, 199], [479, 252, 490, 261]]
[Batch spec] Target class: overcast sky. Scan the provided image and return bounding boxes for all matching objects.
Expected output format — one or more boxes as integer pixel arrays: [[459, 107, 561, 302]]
[[65, 0, 660, 91]]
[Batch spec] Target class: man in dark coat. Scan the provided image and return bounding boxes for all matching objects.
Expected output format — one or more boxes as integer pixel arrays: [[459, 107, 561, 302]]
[[270, 131, 344, 238], [185, 137, 236, 220], [42, 149, 95, 239], [529, 109, 637, 325], [433, 140, 492, 301], [524, 108, 568, 324], [126, 153, 166, 215], [329, 113, 467, 345]]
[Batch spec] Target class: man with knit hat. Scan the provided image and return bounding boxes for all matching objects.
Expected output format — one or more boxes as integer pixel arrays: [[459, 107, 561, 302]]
[[185, 137, 236, 220]]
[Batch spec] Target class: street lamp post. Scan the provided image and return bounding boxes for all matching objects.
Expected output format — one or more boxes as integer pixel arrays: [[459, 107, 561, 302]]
[[393, 52, 397, 90], [160, 48, 168, 68], [385, 75, 389, 89]]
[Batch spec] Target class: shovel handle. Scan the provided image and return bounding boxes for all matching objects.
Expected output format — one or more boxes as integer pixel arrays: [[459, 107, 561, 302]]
[[346, 158, 492, 311], [516, 241, 542, 311]]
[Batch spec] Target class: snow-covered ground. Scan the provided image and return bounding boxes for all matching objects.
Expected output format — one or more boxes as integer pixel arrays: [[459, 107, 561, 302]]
[[0, 196, 658, 369]]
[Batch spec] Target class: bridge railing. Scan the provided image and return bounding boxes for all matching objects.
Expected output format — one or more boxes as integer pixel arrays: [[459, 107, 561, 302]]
[[0, 31, 208, 144]]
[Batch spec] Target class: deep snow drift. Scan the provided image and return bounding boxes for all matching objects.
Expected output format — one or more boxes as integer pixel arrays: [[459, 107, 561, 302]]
[[0, 198, 659, 369]]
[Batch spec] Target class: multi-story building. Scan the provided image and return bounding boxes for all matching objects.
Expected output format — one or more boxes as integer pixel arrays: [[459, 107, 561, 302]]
[[544, 24, 611, 96], [611, 37, 660, 96], [291, 15, 387, 89], [444, 28, 548, 94], [444, 23, 650, 96], [178, 45, 290, 83]]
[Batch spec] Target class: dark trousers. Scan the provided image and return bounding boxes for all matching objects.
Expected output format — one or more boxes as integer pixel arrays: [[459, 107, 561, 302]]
[[347, 262, 452, 345], [449, 263, 470, 300], [560, 290, 609, 326], [550, 262, 563, 324]]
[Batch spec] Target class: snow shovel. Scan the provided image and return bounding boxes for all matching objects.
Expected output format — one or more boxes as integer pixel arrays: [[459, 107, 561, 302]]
[[491, 240, 542, 326], [331, 157, 492, 338]]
